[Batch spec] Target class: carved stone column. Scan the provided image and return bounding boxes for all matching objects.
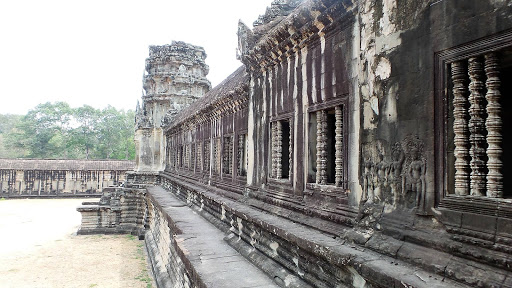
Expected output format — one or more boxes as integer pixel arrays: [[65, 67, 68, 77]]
[[237, 134, 244, 176], [223, 137, 229, 174], [335, 106, 343, 187], [271, 123, 278, 178], [316, 110, 327, 185], [289, 121, 293, 182], [191, 143, 196, 172], [451, 61, 470, 196], [204, 140, 210, 172], [276, 121, 283, 179], [197, 142, 202, 171], [228, 136, 233, 175], [468, 57, 487, 196], [485, 52, 503, 198]]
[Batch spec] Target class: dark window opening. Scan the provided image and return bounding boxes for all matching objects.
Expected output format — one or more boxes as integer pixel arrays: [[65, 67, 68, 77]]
[[500, 50, 512, 198], [308, 113, 317, 183]]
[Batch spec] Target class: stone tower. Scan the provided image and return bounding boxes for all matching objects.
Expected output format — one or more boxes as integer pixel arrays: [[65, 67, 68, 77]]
[[134, 41, 211, 172]]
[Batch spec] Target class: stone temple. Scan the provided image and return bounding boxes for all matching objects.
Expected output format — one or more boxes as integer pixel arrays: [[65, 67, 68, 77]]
[[78, 0, 512, 287]]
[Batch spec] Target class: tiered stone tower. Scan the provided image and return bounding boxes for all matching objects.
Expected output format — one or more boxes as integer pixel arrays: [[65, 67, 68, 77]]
[[134, 41, 211, 172]]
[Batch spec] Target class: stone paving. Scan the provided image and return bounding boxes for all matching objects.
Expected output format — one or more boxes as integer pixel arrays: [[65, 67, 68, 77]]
[[0, 198, 154, 288]]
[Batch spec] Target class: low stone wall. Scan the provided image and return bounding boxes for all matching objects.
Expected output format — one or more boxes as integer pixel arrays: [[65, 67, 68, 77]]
[[0, 159, 133, 197], [77, 187, 145, 236], [78, 176, 507, 287]]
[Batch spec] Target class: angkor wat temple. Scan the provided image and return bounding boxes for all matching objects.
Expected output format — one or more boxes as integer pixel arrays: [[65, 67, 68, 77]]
[[79, 0, 512, 287]]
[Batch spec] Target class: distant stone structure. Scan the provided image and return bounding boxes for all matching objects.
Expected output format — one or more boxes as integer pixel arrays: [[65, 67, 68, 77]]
[[0, 159, 133, 197], [79, 0, 512, 287], [134, 42, 211, 173]]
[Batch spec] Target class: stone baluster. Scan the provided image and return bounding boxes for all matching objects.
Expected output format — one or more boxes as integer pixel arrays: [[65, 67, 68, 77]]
[[468, 57, 487, 196], [335, 106, 343, 187], [276, 121, 283, 179], [191, 143, 195, 172], [289, 121, 293, 182], [223, 138, 228, 174], [217, 138, 222, 173], [316, 110, 327, 185], [485, 52, 503, 198], [204, 140, 210, 172], [228, 136, 233, 175], [451, 61, 470, 196], [197, 142, 202, 171], [271, 123, 278, 178], [237, 134, 244, 176]]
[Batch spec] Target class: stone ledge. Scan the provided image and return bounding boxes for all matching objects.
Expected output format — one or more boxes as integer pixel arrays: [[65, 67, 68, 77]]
[[156, 176, 471, 287], [146, 185, 282, 288]]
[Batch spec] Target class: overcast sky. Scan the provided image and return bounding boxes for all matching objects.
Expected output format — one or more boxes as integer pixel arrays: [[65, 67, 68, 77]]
[[0, 0, 271, 115]]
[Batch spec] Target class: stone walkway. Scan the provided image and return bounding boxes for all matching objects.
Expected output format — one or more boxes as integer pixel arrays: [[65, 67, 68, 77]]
[[0, 198, 154, 288], [148, 186, 280, 288]]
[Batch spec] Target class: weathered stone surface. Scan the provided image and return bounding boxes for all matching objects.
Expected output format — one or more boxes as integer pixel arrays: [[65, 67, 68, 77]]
[[81, 0, 512, 287], [0, 159, 132, 197]]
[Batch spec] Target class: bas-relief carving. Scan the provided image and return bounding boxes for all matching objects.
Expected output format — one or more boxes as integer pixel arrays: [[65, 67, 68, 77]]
[[361, 135, 427, 213]]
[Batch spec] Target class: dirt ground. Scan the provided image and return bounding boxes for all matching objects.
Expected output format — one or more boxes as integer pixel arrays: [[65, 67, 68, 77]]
[[0, 198, 155, 288]]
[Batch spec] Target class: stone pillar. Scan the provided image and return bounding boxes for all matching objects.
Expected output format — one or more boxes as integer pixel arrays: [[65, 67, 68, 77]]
[[316, 110, 327, 185], [276, 121, 283, 179], [484, 52, 503, 198], [271, 122, 278, 178], [468, 57, 487, 196], [335, 106, 343, 187], [451, 61, 470, 196]]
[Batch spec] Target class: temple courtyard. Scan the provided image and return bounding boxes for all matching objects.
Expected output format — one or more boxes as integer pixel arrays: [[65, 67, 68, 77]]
[[0, 198, 154, 288]]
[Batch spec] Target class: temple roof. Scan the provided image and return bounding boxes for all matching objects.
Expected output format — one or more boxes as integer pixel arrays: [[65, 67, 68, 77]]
[[166, 66, 249, 130], [0, 159, 135, 171]]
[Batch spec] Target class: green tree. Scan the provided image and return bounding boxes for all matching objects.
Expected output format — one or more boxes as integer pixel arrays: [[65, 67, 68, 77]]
[[7, 102, 72, 158], [4, 102, 135, 160], [0, 114, 25, 158]]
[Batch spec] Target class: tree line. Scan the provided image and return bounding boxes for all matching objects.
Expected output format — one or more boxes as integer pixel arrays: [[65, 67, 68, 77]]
[[0, 102, 135, 160]]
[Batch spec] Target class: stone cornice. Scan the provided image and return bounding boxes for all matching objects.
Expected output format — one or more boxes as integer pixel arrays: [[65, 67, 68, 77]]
[[239, 0, 357, 71]]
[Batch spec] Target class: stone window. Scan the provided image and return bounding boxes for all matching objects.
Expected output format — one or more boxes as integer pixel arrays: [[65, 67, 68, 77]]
[[178, 145, 184, 168], [446, 48, 512, 198], [223, 136, 233, 175], [308, 106, 344, 186], [237, 134, 248, 177], [270, 120, 291, 179]]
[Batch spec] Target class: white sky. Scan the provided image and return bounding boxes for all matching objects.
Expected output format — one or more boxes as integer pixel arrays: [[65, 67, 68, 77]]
[[0, 0, 271, 115]]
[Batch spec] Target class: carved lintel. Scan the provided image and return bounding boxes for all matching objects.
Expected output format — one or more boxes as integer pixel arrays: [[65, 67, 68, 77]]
[[335, 106, 343, 187], [484, 52, 503, 198], [451, 61, 470, 196], [468, 57, 487, 196]]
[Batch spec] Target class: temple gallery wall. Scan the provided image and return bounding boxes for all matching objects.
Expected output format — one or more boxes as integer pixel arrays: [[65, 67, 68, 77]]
[[77, 0, 512, 287]]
